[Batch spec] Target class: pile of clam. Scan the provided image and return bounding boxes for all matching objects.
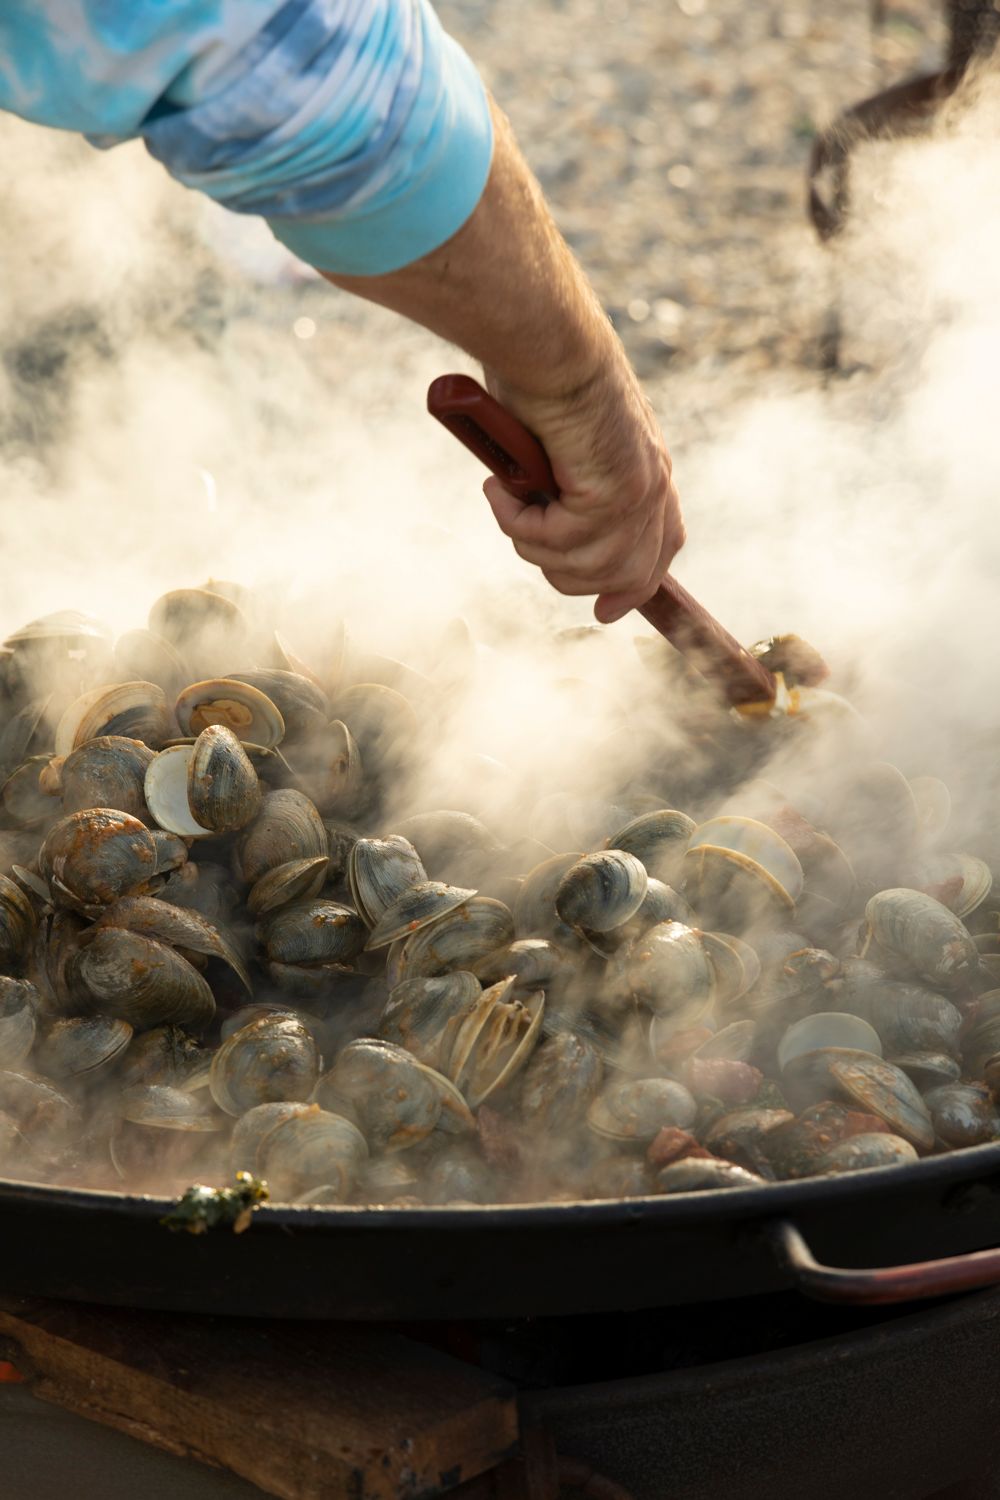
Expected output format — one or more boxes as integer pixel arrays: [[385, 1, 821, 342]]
[[1, 583, 1000, 1207]]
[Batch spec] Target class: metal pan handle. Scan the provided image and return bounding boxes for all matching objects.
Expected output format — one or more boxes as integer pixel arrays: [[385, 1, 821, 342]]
[[771, 1219, 1000, 1304]]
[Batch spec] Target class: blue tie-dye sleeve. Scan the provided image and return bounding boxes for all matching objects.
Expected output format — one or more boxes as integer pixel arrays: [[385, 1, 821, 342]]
[[0, 0, 494, 275]]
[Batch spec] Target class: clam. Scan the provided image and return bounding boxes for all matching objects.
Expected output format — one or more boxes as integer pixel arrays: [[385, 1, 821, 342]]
[[0, 1069, 76, 1145], [226, 670, 330, 741], [684, 816, 804, 925], [76, 929, 216, 1032], [863, 985, 962, 1059], [247, 856, 329, 916], [693, 1019, 758, 1062], [33, 1014, 132, 1080], [587, 1076, 697, 1143], [424, 1144, 493, 1205], [39, 809, 158, 911], [2, 758, 55, 829], [0, 873, 37, 970], [624, 921, 715, 1026], [330, 682, 420, 782], [654, 1158, 763, 1192], [175, 678, 285, 749], [923, 1083, 1000, 1148], [513, 853, 583, 939], [518, 1030, 604, 1132], [316, 1039, 474, 1151], [364, 881, 477, 951], [909, 776, 952, 841], [144, 745, 210, 838], [818, 1133, 918, 1174], [446, 976, 545, 1108], [120, 1084, 223, 1131], [259, 898, 367, 966], [777, 1012, 883, 1073], [862, 888, 979, 992], [394, 897, 515, 982], [256, 1106, 368, 1200], [4, 610, 111, 650], [0, 698, 50, 782], [898, 852, 992, 920], [54, 681, 172, 756], [606, 809, 696, 887], [828, 1053, 935, 1152], [0, 976, 38, 1067], [376, 971, 481, 1069], [235, 789, 328, 886], [187, 725, 262, 834], [117, 1024, 212, 1092], [94, 895, 252, 994], [148, 588, 250, 677], [59, 736, 154, 821], [703, 1107, 794, 1174], [392, 810, 502, 884], [347, 836, 426, 927], [294, 720, 363, 817], [701, 930, 761, 1009], [209, 1014, 319, 1116], [555, 850, 648, 935], [888, 1051, 962, 1092], [229, 1100, 317, 1173], [471, 937, 578, 991]]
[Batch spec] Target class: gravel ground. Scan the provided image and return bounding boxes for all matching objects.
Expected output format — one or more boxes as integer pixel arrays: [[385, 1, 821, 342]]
[[441, 0, 947, 399]]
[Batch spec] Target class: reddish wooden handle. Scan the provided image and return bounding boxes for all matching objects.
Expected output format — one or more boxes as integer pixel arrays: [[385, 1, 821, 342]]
[[772, 1220, 1000, 1304], [427, 374, 778, 709]]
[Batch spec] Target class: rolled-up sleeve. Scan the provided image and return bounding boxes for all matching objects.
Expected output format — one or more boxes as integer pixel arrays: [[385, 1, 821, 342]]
[[0, 0, 494, 275]]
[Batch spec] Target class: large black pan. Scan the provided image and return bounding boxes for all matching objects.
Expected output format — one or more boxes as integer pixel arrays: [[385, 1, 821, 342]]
[[3, 1139, 1000, 1320]]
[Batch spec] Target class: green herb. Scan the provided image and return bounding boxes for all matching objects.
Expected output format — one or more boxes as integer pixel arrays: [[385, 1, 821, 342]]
[[161, 1172, 269, 1235]]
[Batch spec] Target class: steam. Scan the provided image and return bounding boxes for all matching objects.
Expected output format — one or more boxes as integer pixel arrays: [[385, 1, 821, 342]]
[[3, 64, 1000, 845]]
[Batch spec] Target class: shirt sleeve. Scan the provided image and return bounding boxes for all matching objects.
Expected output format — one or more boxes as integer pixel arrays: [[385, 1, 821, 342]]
[[0, 0, 494, 276]]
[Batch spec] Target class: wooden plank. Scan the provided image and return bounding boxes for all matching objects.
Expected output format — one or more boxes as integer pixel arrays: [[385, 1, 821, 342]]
[[0, 1296, 519, 1500]]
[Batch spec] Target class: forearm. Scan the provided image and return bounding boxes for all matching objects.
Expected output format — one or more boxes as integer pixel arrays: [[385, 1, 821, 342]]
[[321, 100, 627, 402]]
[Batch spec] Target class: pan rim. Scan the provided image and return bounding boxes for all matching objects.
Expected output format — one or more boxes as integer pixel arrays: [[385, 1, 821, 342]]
[[3, 1134, 1000, 1230]]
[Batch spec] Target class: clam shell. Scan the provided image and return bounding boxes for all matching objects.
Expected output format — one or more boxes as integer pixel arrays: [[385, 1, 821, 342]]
[[94, 895, 252, 995], [259, 898, 367, 966], [447, 978, 545, 1108], [59, 736, 154, 821], [144, 745, 211, 839], [175, 678, 284, 749], [555, 850, 648, 934], [605, 808, 696, 886], [588, 1076, 697, 1142], [247, 856, 329, 916], [654, 1158, 763, 1193], [625, 920, 715, 1023], [685, 816, 804, 911], [256, 1106, 367, 1201], [120, 1084, 223, 1132], [34, 1014, 132, 1079], [818, 1133, 918, 1174], [395, 897, 515, 982], [828, 1053, 935, 1151], [226, 671, 330, 741], [364, 881, 477, 951], [235, 789, 328, 886], [77, 928, 216, 1032], [348, 836, 427, 927], [230, 1100, 316, 1173], [39, 809, 158, 909], [513, 852, 583, 938], [188, 724, 262, 834], [863, 888, 979, 992], [377, 971, 482, 1069], [777, 1012, 883, 1072], [209, 1014, 319, 1116], [54, 681, 171, 756], [148, 589, 249, 677]]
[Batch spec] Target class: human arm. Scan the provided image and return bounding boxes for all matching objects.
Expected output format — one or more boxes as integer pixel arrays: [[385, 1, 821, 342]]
[[324, 100, 685, 623]]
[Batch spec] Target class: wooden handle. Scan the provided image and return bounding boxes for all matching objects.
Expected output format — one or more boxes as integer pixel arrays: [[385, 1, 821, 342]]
[[427, 374, 778, 710], [771, 1219, 1000, 1304]]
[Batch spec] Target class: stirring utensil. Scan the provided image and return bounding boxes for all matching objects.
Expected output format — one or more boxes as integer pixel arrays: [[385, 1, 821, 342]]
[[428, 373, 826, 713]]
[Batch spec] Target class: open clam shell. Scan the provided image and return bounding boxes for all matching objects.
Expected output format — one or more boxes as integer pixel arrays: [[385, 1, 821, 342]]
[[247, 856, 329, 917], [777, 1011, 883, 1072], [175, 678, 285, 749], [364, 881, 478, 951], [55, 681, 172, 757], [446, 977, 545, 1109], [120, 1084, 223, 1132], [144, 745, 211, 839], [76, 928, 216, 1033], [235, 789, 328, 886], [605, 809, 696, 887], [587, 1076, 697, 1143], [395, 897, 515, 982], [149, 588, 250, 678], [899, 852, 992, 920], [684, 816, 804, 917], [377, 971, 481, 1070], [348, 835, 427, 927]]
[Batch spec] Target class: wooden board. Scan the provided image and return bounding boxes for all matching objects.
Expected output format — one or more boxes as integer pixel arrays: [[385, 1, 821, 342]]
[[0, 1296, 520, 1500]]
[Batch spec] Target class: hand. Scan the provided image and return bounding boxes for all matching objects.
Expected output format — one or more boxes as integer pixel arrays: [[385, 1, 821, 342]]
[[482, 357, 685, 623]]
